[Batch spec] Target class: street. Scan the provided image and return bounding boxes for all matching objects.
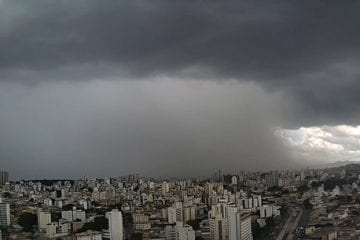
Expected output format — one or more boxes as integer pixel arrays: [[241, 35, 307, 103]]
[[276, 207, 303, 240]]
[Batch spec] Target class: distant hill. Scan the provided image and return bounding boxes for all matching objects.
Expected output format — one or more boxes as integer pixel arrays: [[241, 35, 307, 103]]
[[312, 160, 360, 169]]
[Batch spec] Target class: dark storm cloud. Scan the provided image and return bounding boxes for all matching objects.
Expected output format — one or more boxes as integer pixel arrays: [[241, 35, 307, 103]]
[[0, 80, 298, 179], [1, 0, 358, 78], [1, 0, 360, 123]]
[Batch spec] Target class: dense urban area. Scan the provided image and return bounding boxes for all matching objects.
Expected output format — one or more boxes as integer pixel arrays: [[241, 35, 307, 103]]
[[0, 163, 360, 240]]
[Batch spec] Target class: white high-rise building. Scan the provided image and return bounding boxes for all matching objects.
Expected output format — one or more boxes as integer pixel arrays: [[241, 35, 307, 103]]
[[228, 205, 253, 240], [168, 207, 177, 224], [162, 181, 170, 194], [107, 209, 123, 240], [208, 202, 229, 240], [259, 205, 280, 219], [165, 222, 195, 240], [37, 209, 52, 232], [239, 214, 252, 240], [0, 198, 10, 226], [165, 224, 177, 240], [228, 205, 241, 240], [177, 223, 196, 240], [183, 205, 196, 223], [209, 203, 253, 240], [168, 202, 183, 223], [209, 215, 227, 240], [0, 171, 8, 186], [231, 176, 238, 185]]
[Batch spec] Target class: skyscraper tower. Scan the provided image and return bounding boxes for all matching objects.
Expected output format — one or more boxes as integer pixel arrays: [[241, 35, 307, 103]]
[[107, 209, 123, 240], [228, 205, 253, 240], [0, 198, 10, 227], [0, 171, 8, 186]]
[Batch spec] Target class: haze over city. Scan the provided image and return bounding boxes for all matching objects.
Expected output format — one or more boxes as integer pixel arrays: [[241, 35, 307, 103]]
[[1, 0, 360, 179]]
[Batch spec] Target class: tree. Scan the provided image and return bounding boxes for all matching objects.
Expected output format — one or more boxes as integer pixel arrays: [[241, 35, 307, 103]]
[[82, 216, 108, 232], [298, 184, 310, 193], [2, 192, 11, 198], [18, 212, 37, 232], [265, 216, 275, 227], [279, 206, 288, 217], [51, 211, 61, 222], [123, 212, 133, 228], [0, 226, 10, 238], [62, 204, 74, 211], [222, 175, 232, 184], [187, 219, 201, 230], [352, 210, 360, 215], [303, 199, 313, 209], [251, 221, 261, 234], [281, 189, 290, 194], [267, 186, 282, 192], [132, 232, 142, 240], [252, 221, 271, 240]]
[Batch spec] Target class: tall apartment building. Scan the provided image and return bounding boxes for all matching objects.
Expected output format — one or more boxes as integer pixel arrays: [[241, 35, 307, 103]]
[[107, 209, 123, 240], [209, 202, 253, 240], [0, 198, 10, 226], [265, 174, 278, 188], [37, 209, 52, 232], [238, 215, 252, 240], [168, 202, 183, 223], [228, 205, 253, 240], [209, 214, 227, 240], [183, 205, 196, 223], [208, 202, 229, 240], [168, 207, 177, 224], [165, 222, 195, 240], [0, 171, 8, 186]]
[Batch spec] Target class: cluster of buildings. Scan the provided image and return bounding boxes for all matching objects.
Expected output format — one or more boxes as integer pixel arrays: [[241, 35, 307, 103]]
[[0, 164, 359, 240], [296, 168, 360, 239]]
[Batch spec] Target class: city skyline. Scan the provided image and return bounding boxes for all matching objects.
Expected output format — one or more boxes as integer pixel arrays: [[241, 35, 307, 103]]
[[1, 158, 360, 239]]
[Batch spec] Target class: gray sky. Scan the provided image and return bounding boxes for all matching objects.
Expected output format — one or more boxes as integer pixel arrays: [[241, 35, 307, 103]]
[[1, 0, 360, 179]]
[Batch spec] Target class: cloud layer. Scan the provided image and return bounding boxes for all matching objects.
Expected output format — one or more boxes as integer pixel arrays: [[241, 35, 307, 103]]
[[0, 1, 360, 178], [0, 79, 296, 179], [1, 1, 360, 124], [277, 125, 360, 165]]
